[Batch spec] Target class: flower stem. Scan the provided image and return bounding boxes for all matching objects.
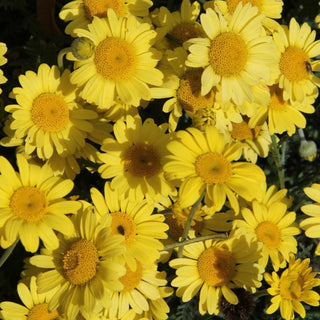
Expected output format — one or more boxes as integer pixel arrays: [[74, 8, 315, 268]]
[[57, 47, 69, 71], [177, 191, 205, 258], [271, 135, 285, 189], [0, 238, 19, 268], [161, 233, 227, 252]]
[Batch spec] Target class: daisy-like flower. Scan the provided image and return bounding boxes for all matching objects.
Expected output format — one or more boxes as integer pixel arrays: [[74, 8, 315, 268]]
[[151, 0, 203, 49], [103, 258, 168, 319], [29, 206, 126, 320], [265, 254, 320, 320], [0, 154, 80, 253], [0, 276, 61, 320], [204, 0, 284, 32], [234, 201, 300, 271], [0, 42, 7, 94], [152, 47, 217, 132], [0, 63, 97, 160], [300, 183, 320, 255], [59, 0, 153, 37], [98, 116, 176, 202], [249, 84, 316, 136], [90, 181, 169, 268], [185, 3, 278, 105], [163, 126, 266, 214], [170, 234, 263, 315], [274, 17, 320, 104], [69, 10, 163, 108], [230, 117, 271, 163]]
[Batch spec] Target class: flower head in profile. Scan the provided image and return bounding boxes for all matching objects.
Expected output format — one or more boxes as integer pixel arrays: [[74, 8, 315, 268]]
[[234, 201, 300, 271], [0, 154, 80, 252], [0, 42, 7, 94], [300, 183, 320, 255], [274, 17, 320, 104], [170, 234, 263, 315], [0, 276, 61, 320], [164, 126, 266, 214], [98, 115, 176, 202], [265, 254, 320, 320], [185, 3, 278, 105], [60, 0, 153, 37], [91, 181, 168, 269], [69, 10, 163, 108], [29, 207, 126, 320], [1, 63, 97, 160]]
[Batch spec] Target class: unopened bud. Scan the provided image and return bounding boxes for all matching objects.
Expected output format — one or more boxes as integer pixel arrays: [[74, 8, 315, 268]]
[[299, 140, 317, 162], [71, 37, 95, 60]]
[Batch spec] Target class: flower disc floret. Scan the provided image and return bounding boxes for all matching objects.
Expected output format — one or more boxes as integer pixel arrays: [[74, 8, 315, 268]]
[[27, 303, 59, 320], [63, 239, 99, 285], [110, 212, 137, 244], [83, 0, 126, 19], [209, 32, 248, 76]]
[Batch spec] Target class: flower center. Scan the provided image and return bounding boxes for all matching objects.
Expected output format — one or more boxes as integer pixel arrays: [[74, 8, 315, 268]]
[[279, 46, 311, 81], [62, 239, 99, 285], [177, 70, 215, 112], [269, 85, 286, 111], [83, 0, 125, 20], [231, 118, 261, 140], [94, 37, 137, 81], [31, 93, 69, 132], [279, 271, 303, 300], [226, 0, 262, 14], [198, 246, 236, 287], [124, 144, 162, 177], [27, 303, 59, 320], [195, 152, 232, 184], [120, 261, 143, 292], [209, 32, 248, 76], [255, 221, 281, 249], [170, 23, 203, 45], [10, 187, 47, 222], [110, 212, 136, 244]]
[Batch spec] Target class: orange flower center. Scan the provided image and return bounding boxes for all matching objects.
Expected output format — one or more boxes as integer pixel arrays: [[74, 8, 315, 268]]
[[209, 32, 248, 76], [110, 212, 136, 244], [27, 303, 59, 320], [198, 246, 235, 286], [83, 0, 125, 20], [279, 46, 311, 81], [171, 23, 202, 45], [10, 187, 47, 222], [255, 221, 281, 249], [120, 261, 143, 292], [226, 0, 262, 14]]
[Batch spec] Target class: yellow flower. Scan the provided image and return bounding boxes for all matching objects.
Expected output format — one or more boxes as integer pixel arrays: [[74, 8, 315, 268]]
[[300, 183, 320, 255], [103, 259, 169, 319], [164, 126, 266, 214], [29, 207, 126, 320], [265, 254, 320, 320], [0, 64, 97, 160], [185, 3, 278, 105], [0, 42, 7, 94], [90, 181, 169, 268], [69, 10, 163, 108], [170, 234, 263, 315], [0, 276, 61, 320], [151, 0, 203, 49], [0, 154, 80, 253], [230, 117, 271, 163], [98, 116, 176, 202], [234, 201, 300, 271], [274, 17, 320, 104], [59, 0, 153, 37], [204, 0, 284, 32]]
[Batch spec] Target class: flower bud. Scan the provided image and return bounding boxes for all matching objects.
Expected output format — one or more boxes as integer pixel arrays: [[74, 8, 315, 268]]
[[71, 37, 95, 60], [299, 140, 317, 162]]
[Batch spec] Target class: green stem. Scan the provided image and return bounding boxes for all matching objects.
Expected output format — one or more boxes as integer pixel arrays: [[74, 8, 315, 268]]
[[271, 135, 285, 189], [0, 238, 19, 268], [253, 289, 269, 299], [177, 191, 205, 258], [161, 233, 227, 252], [57, 47, 70, 71]]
